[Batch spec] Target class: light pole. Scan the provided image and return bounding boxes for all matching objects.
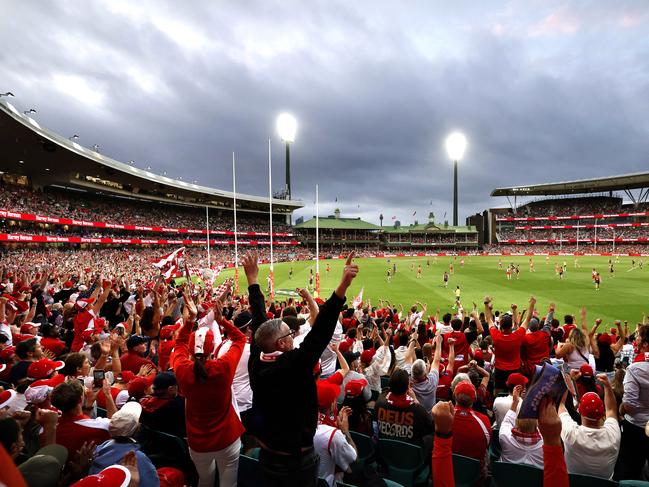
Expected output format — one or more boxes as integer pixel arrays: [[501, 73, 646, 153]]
[[445, 132, 467, 227], [276, 113, 297, 200]]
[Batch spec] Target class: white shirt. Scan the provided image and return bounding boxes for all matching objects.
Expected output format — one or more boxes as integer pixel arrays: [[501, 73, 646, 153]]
[[293, 321, 343, 378], [559, 413, 621, 479], [498, 410, 544, 468], [0, 322, 12, 346], [394, 346, 408, 369], [492, 395, 521, 428], [217, 341, 252, 412], [622, 359, 649, 428], [364, 346, 391, 391], [314, 424, 357, 487]]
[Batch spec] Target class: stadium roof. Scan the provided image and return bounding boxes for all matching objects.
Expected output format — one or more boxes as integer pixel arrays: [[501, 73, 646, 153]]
[[0, 100, 302, 214], [491, 171, 649, 197], [383, 223, 477, 234], [295, 217, 381, 230]]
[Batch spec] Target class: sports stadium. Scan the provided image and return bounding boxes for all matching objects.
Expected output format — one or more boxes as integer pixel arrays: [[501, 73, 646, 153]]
[[1, 9, 649, 485]]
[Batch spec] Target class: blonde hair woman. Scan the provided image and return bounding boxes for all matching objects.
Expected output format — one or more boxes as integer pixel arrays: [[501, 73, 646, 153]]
[[556, 308, 598, 369]]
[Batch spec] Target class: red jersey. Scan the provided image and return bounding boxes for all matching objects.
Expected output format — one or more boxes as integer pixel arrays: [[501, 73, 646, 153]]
[[40, 337, 66, 357], [443, 331, 471, 365], [158, 340, 175, 371], [562, 324, 576, 341], [452, 406, 491, 462], [522, 331, 551, 367], [71, 310, 94, 352], [489, 326, 525, 371], [56, 414, 110, 459], [120, 351, 156, 375]]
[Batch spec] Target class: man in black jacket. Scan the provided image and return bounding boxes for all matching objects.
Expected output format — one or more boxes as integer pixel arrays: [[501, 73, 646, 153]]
[[242, 251, 358, 487]]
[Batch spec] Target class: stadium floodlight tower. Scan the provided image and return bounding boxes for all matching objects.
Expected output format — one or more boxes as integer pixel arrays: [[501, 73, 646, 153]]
[[276, 113, 297, 200], [277, 113, 297, 225], [445, 131, 467, 226]]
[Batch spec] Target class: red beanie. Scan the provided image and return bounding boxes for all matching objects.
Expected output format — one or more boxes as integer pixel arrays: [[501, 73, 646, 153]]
[[454, 381, 477, 402], [317, 382, 340, 409], [506, 373, 529, 387]]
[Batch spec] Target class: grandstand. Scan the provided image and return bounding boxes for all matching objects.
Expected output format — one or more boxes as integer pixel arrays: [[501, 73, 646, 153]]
[[484, 173, 649, 254], [295, 209, 479, 255], [0, 99, 303, 255]]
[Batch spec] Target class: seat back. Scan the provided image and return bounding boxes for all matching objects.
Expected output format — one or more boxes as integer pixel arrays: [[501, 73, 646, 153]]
[[350, 431, 375, 466], [380, 376, 390, 390], [492, 461, 543, 487], [378, 438, 424, 487], [238, 454, 265, 487], [452, 454, 481, 487], [569, 473, 618, 487], [619, 481, 649, 487]]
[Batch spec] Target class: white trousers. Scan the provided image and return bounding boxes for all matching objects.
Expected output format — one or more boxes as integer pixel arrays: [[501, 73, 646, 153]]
[[189, 438, 241, 487]]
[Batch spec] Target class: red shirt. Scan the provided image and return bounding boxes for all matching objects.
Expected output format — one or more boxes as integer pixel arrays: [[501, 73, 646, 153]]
[[443, 331, 471, 364], [452, 406, 491, 462], [71, 310, 94, 352], [436, 371, 453, 401], [158, 340, 175, 371], [120, 351, 156, 375], [40, 337, 66, 357], [489, 326, 525, 371], [522, 331, 551, 367], [562, 324, 576, 341], [56, 413, 110, 458], [171, 318, 246, 452]]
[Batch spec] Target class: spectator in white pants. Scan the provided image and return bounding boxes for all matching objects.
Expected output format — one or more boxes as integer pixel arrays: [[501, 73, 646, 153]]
[[170, 290, 247, 487]]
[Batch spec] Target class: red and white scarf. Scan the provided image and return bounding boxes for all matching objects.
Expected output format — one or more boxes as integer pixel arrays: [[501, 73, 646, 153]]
[[385, 392, 414, 408], [511, 428, 542, 445], [260, 351, 283, 362]]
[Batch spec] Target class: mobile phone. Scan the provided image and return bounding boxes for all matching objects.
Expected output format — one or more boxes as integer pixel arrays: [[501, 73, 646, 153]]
[[93, 369, 105, 388]]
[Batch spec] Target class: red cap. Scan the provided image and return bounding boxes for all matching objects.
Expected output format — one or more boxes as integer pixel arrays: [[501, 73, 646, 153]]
[[579, 364, 594, 378], [74, 298, 95, 310], [118, 370, 136, 383], [0, 389, 17, 409], [506, 373, 529, 387], [454, 381, 477, 402], [338, 341, 351, 354], [159, 324, 179, 340], [81, 328, 101, 342], [345, 378, 368, 398], [473, 349, 484, 361], [317, 381, 340, 409], [20, 322, 40, 334], [188, 327, 215, 356], [71, 464, 131, 487], [578, 392, 605, 420], [127, 376, 153, 400], [360, 349, 376, 365], [0, 346, 16, 361], [96, 386, 121, 409], [27, 359, 64, 379], [266, 311, 275, 319]]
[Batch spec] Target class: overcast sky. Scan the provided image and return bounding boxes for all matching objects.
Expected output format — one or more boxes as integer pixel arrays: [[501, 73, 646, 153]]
[[2, 1, 648, 225]]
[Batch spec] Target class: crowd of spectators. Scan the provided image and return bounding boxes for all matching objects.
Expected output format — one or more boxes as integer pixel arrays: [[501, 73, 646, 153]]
[[0, 184, 292, 235], [0, 249, 647, 486], [497, 196, 625, 219]]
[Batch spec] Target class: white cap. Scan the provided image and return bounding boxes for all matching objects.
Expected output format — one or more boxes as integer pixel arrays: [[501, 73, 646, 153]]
[[109, 401, 142, 437]]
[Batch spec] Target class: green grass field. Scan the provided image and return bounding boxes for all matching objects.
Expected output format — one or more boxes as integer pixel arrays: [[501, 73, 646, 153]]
[[216, 256, 649, 324]]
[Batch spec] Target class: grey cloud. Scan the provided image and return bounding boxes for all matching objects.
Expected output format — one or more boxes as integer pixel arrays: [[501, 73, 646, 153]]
[[1, 1, 648, 226]]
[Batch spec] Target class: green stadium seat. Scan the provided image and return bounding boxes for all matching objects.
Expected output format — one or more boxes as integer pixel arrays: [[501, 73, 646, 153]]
[[619, 481, 649, 487], [238, 454, 265, 487], [489, 427, 501, 461], [349, 431, 375, 467], [378, 438, 430, 487], [568, 472, 618, 487], [380, 376, 390, 390], [491, 461, 543, 487], [96, 406, 107, 418], [139, 425, 196, 482], [452, 454, 481, 487], [383, 480, 405, 487]]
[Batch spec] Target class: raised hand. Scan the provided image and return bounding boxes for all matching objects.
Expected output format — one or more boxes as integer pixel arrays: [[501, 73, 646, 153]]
[[335, 252, 359, 299], [240, 251, 259, 286], [432, 401, 454, 435]]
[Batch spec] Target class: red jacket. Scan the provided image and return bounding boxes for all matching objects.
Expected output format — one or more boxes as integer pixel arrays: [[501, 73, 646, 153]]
[[171, 318, 246, 452]]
